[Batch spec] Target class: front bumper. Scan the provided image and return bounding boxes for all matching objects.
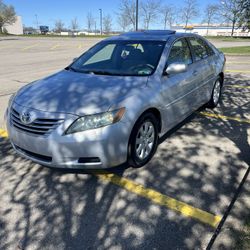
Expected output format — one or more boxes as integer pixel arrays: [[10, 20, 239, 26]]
[[7, 103, 130, 169]]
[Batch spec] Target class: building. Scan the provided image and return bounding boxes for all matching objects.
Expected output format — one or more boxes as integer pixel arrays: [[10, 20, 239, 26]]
[[78, 31, 97, 36], [3, 16, 23, 35], [171, 24, 250, 37]]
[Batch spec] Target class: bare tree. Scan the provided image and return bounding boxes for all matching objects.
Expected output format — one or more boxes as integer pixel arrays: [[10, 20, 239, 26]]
[[0, 0, 16, 33], [54, 19, 64, 33], [103, 14, 112, 34], [220, 0, 245, 36], [117, 0, 136, 30], [162, 5, 176, 29], [181, 0, 199, 29], [86, 12, 95, 32], [203, 4, 219, 35], [141, 0, 161, 30], [238, 0, 250, 31], [117, 12, 130, 32], [71, 17, 79, 32]]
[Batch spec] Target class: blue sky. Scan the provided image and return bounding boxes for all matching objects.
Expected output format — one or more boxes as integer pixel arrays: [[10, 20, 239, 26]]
[[5, 0, 219, 30]]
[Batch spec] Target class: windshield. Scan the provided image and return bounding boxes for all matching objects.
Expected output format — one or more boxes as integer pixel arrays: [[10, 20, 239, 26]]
[[69, 40, 166, 76]]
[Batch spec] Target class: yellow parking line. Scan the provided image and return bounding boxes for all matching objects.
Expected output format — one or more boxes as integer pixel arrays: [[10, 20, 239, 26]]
[[226, 84, 250, 89], [22, 43, 39, 51], [50, 44, 60, 50], [94, 171, 222, 228], [0, 127, 221, 228], [226, 69, 250, 73], [0, 45, 12, 50], [199, 111, 250, 124], [78, 44, 82, 49], [0, 129, 8, 138]]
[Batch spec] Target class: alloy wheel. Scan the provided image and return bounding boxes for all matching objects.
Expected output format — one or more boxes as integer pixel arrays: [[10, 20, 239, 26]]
[[135, 121, 155, 160], [213, 80, 221, 105]]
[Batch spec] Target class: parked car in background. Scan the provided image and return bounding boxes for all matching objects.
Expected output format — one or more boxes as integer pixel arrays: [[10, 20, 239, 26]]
[[6, 30, 225, 169]]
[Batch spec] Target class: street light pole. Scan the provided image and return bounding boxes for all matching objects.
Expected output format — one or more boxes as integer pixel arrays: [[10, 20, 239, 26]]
[[99, 9, 103, 35], [135, 0, 138, 31]]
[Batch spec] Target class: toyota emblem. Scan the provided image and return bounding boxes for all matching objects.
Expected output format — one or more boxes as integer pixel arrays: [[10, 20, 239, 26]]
[[20, 111, 32, 124]]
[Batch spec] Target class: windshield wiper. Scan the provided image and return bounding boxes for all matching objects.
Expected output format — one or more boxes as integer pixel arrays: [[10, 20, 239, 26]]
[[65, 66, 78, 72], [65, 68, 110, 75], [87, 70, 114, 75], [83, 70, 131, 76], [66, 68, 133, 76]]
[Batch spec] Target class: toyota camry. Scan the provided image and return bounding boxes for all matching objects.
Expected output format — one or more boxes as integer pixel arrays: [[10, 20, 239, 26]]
[[5, 30, 225, 169]]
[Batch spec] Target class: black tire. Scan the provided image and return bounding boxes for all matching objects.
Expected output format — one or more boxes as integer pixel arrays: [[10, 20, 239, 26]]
[[128, 113, 159, 168], [207, 77, 222, 108]]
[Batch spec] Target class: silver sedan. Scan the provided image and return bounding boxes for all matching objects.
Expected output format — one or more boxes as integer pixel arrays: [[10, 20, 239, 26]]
[[6, 30, 225, 169]]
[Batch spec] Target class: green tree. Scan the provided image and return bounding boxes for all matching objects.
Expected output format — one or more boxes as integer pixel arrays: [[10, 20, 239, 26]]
[[0, 0, 16, 33]]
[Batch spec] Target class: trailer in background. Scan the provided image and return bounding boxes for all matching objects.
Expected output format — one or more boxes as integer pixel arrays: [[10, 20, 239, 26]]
[[39, 26, 49, 35]]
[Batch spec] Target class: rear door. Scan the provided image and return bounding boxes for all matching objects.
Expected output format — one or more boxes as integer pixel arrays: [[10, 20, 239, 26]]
[[187, 37, 215, 104]]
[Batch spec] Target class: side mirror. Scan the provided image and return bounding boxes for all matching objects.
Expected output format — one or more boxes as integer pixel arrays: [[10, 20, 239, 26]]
[[164, 63, 187, 75]]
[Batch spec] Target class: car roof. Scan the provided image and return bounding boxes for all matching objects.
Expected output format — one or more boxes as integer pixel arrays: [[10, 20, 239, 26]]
[[105, 30, 198, 42]]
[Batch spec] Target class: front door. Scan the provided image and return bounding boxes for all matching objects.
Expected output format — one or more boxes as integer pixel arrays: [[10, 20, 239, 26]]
[[160, 38, 200, 129]]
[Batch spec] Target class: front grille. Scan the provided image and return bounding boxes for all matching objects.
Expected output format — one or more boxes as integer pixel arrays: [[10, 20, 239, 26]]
[[10, 108, 64, 136]]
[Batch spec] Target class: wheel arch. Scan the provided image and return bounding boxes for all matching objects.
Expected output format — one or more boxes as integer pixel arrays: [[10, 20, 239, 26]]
[[127, 107, 161, 167], [127, 107, 162, 147], [138, 107, 162, 133], [219, 72, 224, 86]]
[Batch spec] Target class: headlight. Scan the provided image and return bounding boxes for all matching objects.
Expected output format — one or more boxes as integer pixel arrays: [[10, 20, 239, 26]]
[[65, 108, 126, 134], [6, 93, 16, 115], [8, 93, 16, 108]]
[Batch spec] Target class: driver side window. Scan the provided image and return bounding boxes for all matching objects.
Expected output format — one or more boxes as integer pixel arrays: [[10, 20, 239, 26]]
[[167, 39, 192, 65]]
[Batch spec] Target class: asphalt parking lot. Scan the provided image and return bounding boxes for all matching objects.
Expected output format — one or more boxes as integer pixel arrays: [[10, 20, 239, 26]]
[[0, 36, 250, 249]]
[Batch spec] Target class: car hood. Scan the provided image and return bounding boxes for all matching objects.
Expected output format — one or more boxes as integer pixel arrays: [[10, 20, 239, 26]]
[[14, 70, 148, 116]]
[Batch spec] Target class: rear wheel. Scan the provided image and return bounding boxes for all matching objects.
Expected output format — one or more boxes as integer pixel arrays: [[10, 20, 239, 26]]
[[128, 113, 159, 168], [207, 77, 222, 108]]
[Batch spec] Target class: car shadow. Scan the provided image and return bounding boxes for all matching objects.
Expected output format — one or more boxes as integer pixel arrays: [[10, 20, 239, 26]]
[[0, 73, 249, 249]]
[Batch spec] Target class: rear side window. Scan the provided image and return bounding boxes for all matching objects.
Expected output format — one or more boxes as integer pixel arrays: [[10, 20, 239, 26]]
[[189, 37, 210, 61], [167, 38, 192, 65], [204, 41, 215, 56]]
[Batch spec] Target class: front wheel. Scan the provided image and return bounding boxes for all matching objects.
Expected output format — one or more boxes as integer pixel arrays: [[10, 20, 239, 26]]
[[207, 78, 222, 108], [128, 113, 159, 168]]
